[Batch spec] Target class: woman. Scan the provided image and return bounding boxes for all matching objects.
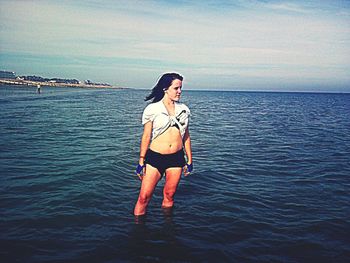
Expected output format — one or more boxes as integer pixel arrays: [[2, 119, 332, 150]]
[[134, 73, 193, 216]]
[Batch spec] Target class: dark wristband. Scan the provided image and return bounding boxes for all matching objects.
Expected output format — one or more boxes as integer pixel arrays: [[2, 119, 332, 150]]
[[186, 163, 193, 173], [136, 164, 145, 175]]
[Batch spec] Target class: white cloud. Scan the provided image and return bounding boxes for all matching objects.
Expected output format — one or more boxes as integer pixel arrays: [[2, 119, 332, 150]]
[[0, 0, 349, 90], [262, 2, 310, 13]]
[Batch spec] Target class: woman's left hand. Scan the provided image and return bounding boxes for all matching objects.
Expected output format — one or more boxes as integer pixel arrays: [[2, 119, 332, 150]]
[[183, 163, 193, 176]]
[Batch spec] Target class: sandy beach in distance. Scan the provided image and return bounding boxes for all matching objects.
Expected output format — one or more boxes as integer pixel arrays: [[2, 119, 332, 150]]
[[0, 78, 124, 89]]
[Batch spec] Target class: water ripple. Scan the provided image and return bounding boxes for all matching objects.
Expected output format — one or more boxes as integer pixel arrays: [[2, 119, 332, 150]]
[[1, 87, 350, 262]]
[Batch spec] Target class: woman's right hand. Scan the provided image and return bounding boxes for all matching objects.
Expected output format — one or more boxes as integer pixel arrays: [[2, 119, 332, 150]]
[[135, 164, 145, 181]]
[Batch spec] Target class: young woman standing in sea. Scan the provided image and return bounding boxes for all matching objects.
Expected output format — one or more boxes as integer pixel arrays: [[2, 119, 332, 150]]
[[134, 73, 193, 216]]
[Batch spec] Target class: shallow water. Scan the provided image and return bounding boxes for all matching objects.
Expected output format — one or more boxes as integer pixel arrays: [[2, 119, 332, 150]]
[[1, 85, 350, 262]]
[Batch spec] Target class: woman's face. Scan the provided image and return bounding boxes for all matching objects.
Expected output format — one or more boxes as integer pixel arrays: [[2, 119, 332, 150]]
[[165, 79, 182, 102]]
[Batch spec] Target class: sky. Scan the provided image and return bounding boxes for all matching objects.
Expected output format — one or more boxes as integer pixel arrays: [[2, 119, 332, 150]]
[[1, 0, 350, 92]]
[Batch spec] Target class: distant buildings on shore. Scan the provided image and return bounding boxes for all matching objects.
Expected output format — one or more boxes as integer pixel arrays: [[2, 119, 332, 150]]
[[84, 79, 111, 87], [22, 75, 81, 85], [0, 70, 112, 88], [0, 70, 16, 79]]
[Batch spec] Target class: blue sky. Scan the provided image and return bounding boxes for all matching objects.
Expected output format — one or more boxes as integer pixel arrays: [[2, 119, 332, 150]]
[[1, 0, 349, 92]]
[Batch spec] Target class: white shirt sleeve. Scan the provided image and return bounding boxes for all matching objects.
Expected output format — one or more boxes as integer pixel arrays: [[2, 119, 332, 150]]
[[142, 104, 155, 125]]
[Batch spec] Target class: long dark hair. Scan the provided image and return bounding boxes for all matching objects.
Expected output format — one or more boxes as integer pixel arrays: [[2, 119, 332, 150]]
[[145, 73, 183, 103]]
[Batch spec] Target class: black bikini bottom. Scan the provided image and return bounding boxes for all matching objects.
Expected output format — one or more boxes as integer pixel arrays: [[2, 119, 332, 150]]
[[145, 149, 186, 175]]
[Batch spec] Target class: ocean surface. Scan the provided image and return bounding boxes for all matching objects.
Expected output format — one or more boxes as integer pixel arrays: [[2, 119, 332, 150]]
[[1, 85, 349, 263]]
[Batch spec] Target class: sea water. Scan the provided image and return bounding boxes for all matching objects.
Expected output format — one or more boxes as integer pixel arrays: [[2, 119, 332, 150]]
[[1, 85, 349, 262]]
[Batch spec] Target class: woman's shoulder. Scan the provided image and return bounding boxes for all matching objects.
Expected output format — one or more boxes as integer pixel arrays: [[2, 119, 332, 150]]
[[143, 101, 163, 113]]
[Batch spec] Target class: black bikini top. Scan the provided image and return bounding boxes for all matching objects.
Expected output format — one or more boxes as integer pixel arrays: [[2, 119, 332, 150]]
[[171, 122, 180, 130], [170, 110, 186, 130]]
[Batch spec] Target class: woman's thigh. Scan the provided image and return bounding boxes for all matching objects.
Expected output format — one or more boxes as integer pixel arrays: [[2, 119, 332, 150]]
[[139, 164, 162, 196], [163, 168, 182, 193]]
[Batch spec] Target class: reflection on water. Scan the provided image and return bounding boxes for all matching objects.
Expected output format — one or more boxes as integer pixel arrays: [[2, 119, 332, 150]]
[[1, 86, 350, 262], [128, 207, 199, 262]]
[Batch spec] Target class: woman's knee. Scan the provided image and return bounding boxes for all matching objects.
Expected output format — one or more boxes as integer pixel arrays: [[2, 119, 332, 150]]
[[163, 190, 176, 201], [138, 193, 152, 205]]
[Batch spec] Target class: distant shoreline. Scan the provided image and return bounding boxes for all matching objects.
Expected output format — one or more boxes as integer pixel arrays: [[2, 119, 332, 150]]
[[0, 78, 126, 89]]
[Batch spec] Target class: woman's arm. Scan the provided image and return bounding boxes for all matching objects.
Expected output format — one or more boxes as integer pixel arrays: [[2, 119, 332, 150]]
[[183, 127, 192, 164], [139, 121, 153, 166]]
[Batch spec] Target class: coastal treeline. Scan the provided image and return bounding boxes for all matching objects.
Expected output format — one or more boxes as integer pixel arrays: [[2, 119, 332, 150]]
[[22, 75, 80, 85]]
